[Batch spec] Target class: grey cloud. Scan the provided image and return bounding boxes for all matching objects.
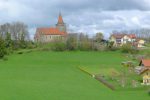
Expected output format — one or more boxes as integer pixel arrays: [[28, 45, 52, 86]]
[[1, 0, 150, 39]]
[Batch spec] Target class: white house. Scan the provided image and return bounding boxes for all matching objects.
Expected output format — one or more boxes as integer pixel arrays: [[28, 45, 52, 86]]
[[109, 34, 136, 46]]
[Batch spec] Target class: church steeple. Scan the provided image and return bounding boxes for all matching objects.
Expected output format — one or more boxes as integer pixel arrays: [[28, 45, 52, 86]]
[[57, 12, 64, 24], [56, 12, 67, 33]]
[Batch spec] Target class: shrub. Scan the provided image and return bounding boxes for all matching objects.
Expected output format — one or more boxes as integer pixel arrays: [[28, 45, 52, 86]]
[[51, 42, 66, 51], [78, 41, 93, 51], [0, 37, 6, 58], [148, 90, 150, 96], [105, 46, 119, 51], [41, 48, 51, 51], [92, 43, 105, 51], [66, 37, 78, 51], [17, 51, 23, 54], [121, 43, 132, 53], [27, 42, 37, 49], [121, 43, 139, 54]]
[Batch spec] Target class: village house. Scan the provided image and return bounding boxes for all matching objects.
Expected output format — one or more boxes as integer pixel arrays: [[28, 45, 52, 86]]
[[109, 34, 136, 46], [34, 13, 67, 42], [136, 39, 145, 48], [109, 33, 145, 48], [135, 59, 150, 85]]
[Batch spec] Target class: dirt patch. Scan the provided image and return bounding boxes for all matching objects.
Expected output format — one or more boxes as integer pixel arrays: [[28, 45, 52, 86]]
[[95, 74, 115, 91], [78, 67, 115, 90]]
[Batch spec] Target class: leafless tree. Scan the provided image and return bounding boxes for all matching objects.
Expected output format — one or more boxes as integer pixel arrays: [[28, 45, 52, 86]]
[[10, 22, 29, 41], [0, 23, 11, 37], [111, 28, 150, 42], [94, 32, 104, 43], [0, 22, 29, 41]]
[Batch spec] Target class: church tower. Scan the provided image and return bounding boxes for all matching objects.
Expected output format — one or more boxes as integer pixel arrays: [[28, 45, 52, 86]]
[[56, 13, 67, 33]]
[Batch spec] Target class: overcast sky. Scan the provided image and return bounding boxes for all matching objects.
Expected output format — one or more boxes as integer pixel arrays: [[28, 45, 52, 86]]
[[1, 0, 150, 39]]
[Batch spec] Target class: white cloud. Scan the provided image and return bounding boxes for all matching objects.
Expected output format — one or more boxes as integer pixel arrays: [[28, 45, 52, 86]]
[[1, 0, 150, 40]]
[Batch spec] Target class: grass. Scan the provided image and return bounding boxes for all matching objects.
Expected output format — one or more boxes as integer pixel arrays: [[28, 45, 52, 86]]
[[0, 51, 149, 100]]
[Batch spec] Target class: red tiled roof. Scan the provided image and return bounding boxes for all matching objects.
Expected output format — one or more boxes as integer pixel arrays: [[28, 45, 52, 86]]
[[141, 59, 150, 67], [111, 33, 136, 39], [128, 34, 136, 39], [111, 34, 125, 39], [36, 27, 66, 35]]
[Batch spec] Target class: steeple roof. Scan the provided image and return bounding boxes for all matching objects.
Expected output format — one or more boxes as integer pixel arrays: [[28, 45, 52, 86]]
[[57, 13, 64, 24]]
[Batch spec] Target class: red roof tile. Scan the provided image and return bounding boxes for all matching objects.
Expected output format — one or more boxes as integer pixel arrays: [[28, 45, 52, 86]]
[[111, 33, 136, 39], [128, 34, 136, 39], [141, 59, 150, 67], [111, 34, 126, 39], [36, 27, 66, 35]]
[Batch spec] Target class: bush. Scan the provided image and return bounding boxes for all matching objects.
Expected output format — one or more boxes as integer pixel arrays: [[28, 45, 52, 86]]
[[121, 43, 132, 53], [51, 42, 66, 51], [121, 43, 139, 54], [130, 48, 139, 54], [105, 46, 119, 51], [148, 90, 150, 96], [78, 41, 93, 51], [66, 37, 78, 51], [0, 37, 6, 58], [27, 42, 37, 49], [41, 48, 51, 51], [17, 51, 24, 54]]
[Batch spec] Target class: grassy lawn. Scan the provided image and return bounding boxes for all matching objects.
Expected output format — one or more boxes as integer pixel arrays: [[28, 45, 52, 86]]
[[0, 51, 149, 100]]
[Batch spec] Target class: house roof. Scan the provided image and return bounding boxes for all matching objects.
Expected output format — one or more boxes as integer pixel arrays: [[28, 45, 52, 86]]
[[111, 33, 136, 39], [136, 38, 145, 42], [140, 68, 150, 75], [36, 27, 66, 35], [128, 34, 136, 39], [111, 34, 125, 39], [140, 59, 150, 67]]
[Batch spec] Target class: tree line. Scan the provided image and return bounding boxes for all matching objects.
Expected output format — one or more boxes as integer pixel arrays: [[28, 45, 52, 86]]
[[41, 32, 140, 54], [41, 32, 115, 52], [0, 22, 34, 58], [111, 28, 150, 42]]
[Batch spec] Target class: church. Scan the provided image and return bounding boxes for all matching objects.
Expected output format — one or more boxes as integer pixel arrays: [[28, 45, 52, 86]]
[[34, 13, 67, 42]]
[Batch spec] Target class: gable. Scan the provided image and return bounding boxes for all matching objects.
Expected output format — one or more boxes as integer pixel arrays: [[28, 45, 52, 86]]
[[139, 40, 145, 43], [141, 69, 150, 76]]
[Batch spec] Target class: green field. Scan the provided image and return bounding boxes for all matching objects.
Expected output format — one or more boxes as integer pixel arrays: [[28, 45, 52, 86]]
[[0, 51, 149, 100]]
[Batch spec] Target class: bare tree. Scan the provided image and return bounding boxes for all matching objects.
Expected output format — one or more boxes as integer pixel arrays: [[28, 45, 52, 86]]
[[0, 23, 11, 38], [0, 22, 29, 40], [10, 22, 29, 41], [111, 28, 150, 42], [94, 32, 104, 43]]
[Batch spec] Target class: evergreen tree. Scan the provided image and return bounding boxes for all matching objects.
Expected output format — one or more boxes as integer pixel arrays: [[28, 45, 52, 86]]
[[0, 36, 6, 58], [5, 32, 12, 48]]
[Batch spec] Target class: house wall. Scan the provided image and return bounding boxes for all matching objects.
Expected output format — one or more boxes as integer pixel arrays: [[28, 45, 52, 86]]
[[35, 34, 65, 42], [109, 36, 117, 46], [109, 35, 136, 47], [121, 35, 132, 45], [142, 70, 150, 77], [41, 35, 64, 42], [138, 40, 145, 48]]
